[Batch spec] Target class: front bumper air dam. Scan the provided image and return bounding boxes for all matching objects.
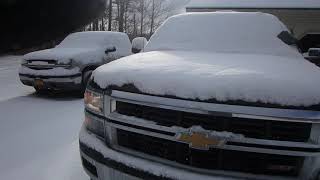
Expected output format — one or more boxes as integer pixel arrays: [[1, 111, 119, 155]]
[[19, 73, 82, 90]]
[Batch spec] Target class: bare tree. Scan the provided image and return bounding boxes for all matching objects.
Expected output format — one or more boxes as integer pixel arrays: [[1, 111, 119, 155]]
[[140, 0, 145, 36], [149, 0, 155, 36], [84, 0, 180, 39], [108, 0, 113, 31]]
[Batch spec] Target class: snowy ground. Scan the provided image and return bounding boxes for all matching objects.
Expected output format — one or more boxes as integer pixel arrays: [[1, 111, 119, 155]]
[[0, 56, 87, 180]]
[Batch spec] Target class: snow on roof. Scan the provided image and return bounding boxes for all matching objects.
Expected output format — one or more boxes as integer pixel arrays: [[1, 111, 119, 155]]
[[57, 31, 130, 49], [23, 31, 132, 65], [186, 0, 320, 9], [145, 12, 300, 58]]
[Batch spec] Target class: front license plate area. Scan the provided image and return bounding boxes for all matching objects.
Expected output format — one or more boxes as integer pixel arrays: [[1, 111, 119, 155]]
[[34, 79, 44, 89]]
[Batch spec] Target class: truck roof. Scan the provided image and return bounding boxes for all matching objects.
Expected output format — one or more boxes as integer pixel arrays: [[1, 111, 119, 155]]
[[145, 12, 300, 58], [186, 0, 320, 10]]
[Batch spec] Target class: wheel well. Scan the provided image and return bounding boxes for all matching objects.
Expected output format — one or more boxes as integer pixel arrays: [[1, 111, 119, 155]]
[[81, 66, 98, 85], [82, 66, 98, 74]]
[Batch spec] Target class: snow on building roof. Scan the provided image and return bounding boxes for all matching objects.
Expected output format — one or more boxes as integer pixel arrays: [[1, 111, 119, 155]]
[[186, 0, 320, 9]]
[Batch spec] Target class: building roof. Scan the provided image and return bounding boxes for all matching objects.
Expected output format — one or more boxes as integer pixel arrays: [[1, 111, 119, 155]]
[[186, 0, 320, 9]]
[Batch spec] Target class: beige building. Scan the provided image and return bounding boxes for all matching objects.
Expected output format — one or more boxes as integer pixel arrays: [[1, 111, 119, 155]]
[[186, 0, 320, 52]]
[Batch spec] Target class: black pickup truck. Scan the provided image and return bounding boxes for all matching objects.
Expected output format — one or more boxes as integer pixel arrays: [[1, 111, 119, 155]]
[[80, 12, 320, 180]]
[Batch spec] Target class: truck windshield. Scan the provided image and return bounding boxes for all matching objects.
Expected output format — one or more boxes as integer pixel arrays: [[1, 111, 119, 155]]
[[145, 12, 301, 58], [57, 32, 107, 48]]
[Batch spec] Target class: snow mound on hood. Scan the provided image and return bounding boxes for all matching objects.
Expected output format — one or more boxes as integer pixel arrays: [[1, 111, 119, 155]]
[[23, 48, 103, 64], [93, 51, 320, 107], [145, 12, 300, 58], [23, 31, 132, 64]]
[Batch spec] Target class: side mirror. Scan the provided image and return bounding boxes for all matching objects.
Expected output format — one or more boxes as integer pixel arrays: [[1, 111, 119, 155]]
[[277, 31, 298, 46], [308, 48, 320, 57], [105, 47, 116, 55], [132, 37, 148, 54]]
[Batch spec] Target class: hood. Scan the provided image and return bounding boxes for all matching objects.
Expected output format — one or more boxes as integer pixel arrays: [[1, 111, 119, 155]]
[[23, 47, 102, 64], [93, 51, 320, 107]]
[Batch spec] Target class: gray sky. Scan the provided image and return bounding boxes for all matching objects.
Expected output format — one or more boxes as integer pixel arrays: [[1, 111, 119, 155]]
[[168, 0, 190, 14]]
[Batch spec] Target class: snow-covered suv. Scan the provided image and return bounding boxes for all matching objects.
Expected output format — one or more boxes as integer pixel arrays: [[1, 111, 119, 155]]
[[80, 12, 320, 180], [19, 31, 131, 93]]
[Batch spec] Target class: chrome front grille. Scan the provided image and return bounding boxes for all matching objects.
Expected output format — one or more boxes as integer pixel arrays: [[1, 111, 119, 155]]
[[116, 101, 312, 142], [101, 90, 320, 178], [117, 129, 304, 177], [24, 60, 70, 70]]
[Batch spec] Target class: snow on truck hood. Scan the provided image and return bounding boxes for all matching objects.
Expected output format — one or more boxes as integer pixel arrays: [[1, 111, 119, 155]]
[[93, 51, 320, 107], [23, 47, 104, 64]]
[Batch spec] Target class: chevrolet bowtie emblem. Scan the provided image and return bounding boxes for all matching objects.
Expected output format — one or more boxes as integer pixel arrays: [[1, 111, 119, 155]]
[[177, 132, 226, 150]]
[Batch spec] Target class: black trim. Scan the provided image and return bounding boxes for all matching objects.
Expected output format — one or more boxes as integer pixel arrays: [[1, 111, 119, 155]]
[[85, 109, 107, 120], [109, 119, 175, 136], [81, 157, 98, 177], [85, 109, 175, 136], [85, 109, 317, 154], [19, 73, 81, 79], [228, 142, 320, 153], [80, 142, 172, 180], [106, 83, 320, 111]]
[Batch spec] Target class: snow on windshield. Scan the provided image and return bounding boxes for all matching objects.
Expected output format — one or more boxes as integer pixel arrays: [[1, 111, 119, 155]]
[[57, 31, 129, 49], [145, 12, 301, 58]]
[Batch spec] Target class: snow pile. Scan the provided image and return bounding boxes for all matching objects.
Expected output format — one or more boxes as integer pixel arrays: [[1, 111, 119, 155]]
[[92, 12, 320, 107], [93, 50, 320, 107], [0, 57, 86, 180], [93, 12, 320, 106], [23, 31, 132, 64], [145, 12, 300, 58], [0, 56, 33, 101], [132, 37, 148, 50], [186, 0, 320, 9]]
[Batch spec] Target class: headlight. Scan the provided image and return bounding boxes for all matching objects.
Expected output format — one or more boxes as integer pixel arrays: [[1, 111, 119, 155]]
[[57, 59, 73, 69], [21, 59, 28, 65], [84, 112, 105, 138], [84, 89, 104, 114], [64, 59, 73, 69]]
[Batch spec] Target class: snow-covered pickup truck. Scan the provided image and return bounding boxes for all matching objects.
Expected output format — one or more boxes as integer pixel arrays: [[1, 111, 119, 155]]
[[19, 31, 131, 93], [80, 12, 320, 180]]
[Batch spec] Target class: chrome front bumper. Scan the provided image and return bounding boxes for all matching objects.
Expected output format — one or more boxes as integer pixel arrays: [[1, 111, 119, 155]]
[[19, 73, 82, 90]]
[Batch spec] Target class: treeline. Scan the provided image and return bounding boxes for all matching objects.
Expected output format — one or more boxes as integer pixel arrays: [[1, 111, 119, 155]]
[[85, 0, 177, 39]]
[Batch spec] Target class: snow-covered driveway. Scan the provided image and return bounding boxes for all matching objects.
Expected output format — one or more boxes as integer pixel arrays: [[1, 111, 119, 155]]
[[0, 56, 87, 180]]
